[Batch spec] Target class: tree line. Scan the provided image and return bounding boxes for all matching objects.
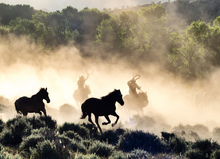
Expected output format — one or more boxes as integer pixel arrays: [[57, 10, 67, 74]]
[[1, 2, 220, 80]]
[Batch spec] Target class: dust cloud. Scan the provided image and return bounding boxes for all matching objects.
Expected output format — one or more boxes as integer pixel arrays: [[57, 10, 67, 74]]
[[1, 35, 220, 142]]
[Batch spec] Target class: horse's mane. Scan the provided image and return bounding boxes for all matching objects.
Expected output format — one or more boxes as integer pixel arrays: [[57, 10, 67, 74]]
[[101, 90, 118, 101], [31, 88, 46, 98]]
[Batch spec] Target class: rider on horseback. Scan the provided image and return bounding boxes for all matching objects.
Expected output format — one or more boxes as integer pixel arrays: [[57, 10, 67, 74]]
[[73, 73, 91, 106], [127, 75, 141, 97]]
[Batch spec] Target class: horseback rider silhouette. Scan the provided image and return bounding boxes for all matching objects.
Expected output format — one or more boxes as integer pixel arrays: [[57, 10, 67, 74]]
[[123, 75, 149, 113], [127, 75, 141, 97], [77, 75, 89, 90], [73, 73, 91, 106]]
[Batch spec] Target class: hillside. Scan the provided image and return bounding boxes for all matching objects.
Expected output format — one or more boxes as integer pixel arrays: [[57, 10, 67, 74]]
[[0, 116, 220, 159]]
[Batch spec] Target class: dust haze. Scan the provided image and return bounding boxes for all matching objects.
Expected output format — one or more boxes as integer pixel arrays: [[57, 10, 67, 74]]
[[1, 34, 220, 142]]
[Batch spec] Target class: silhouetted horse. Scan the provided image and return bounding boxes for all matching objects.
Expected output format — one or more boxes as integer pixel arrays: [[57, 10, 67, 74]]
[[15, 88, 50, 116], [80, 89, 124, 133]]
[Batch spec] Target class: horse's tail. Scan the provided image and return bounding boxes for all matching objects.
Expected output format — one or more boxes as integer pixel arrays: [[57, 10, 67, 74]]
[[80, 102, 87, 119], [15, 100, 20, 114]]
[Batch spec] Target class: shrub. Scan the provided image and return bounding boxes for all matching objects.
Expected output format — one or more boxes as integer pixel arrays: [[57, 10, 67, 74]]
[[19, 134, 44, 152], [0, 119, 4, 133], [31, 127, 55, 140], [74, 153, 101, 159], [118, 130, 165, 153], [161, 132, 187, 154], [127, 149, 150, 159], [39, 116, 57, 130], [59, 122, 89, 138], [27, 116, 47, 129], [192, 139, 212, 158], [211, 149, 220, 159], [100, 130, 120, 145], [185, 149, 205, 159], [88, 140, 115, 157], [81, 123, 99, 138], [63, 130, 82, 141], [68, 139, 87, 154], [0, 144, 23, 159], [109, 150, 127, 159], [30, 140, 61, 159], [0, 118, 32, 146]]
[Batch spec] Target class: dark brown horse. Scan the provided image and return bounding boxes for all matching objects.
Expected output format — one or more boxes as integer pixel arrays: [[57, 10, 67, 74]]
[[15, 88, 50, 116], [80, 89, 124, 133]]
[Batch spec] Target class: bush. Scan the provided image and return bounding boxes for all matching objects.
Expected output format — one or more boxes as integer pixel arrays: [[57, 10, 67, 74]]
[[0, 144, 23, 159], [63, 130, 82, 141], [0, 118, 32, 146], [0, 119, 4, 133], [19, 134, 44, 152], [127, 149, 150, 159], [39, 116, 57, 130], [88, 140, 115, 157], [185, 149, 205, 159], [192, 139, 212, 158], [161, 132, 187, 154], [99, 129, 125, 144], [211, 149, 220, 159], [118, 130, 165, 153], [100, 130, 120, 145], [74, 153, 101, 159], [68, 139, 87, 154], [27, 116, 47, 129], [109, 150, 127, 159], [31, 127, 55, 140], [59, 122, 89, 139], [30, 140, 61, 159]]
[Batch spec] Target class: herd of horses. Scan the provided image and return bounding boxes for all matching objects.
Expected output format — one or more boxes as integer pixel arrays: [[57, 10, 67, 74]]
[[14, 88, 125, 133]]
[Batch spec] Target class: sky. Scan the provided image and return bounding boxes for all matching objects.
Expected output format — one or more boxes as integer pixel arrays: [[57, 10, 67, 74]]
[[0, 0, 171, 11]]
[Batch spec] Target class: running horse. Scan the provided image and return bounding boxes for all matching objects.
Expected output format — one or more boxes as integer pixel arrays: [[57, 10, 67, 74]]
[[80, 89, 124, 133], [15, 88, 50, 116]]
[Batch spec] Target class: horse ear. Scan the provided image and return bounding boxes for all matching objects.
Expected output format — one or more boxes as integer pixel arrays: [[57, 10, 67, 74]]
[[46, 88, 47, 91]]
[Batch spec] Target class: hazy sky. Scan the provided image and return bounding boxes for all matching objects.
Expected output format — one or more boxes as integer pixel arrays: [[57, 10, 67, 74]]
[[0, 0, 170, 11]]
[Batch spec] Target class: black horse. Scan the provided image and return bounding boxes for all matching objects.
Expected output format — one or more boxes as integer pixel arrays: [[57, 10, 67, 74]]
[[15, 88, 50, 116], [80, 89, 124, 133]]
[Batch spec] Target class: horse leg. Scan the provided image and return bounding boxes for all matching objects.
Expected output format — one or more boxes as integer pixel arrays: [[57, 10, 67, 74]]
[[111, 112, 119, 127], [42, 108, 47, 116], [23, 112, 28, 116], [95, 115, 102, 133], [102, 115, 111, 125], [88, 113, 95, 125]]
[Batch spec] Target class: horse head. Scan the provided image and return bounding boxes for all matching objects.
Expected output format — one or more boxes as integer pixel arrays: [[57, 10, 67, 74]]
[[40, 88, 50, 103], [114, 89, 124, 106]]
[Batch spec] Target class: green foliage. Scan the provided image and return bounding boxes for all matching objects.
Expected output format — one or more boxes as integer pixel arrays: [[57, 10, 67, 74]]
[[88, 140, 115, 158], [0, 117, 219, 158], [68, 139, 87, 154], [58, 122, 90, 138], [100, 129, 125, 145], [74, 153, 101, 159], [109, 150, 127, 159], [161, 132, 187, 153], [39, 116, 57, 130], [0, 144, 23, 159], [117, 130, 165, 153], [127, 149, 150, 159], [0, 119, 4, 133], [63, 130, 82, 141], [1, 117, 32, 146], [19, 134, 44, 152], [30, 140, 61, 159], [211, 149, 220, 159], [185, 149, 205, 159]]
